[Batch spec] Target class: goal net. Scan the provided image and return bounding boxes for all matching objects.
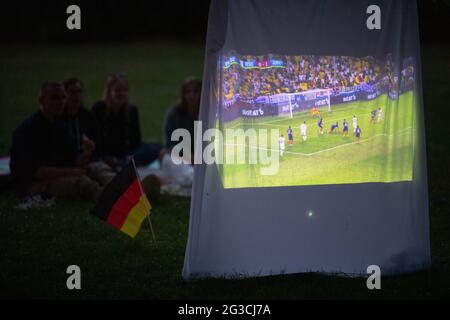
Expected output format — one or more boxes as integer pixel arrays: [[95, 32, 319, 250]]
[[257, 88, 332, 119]]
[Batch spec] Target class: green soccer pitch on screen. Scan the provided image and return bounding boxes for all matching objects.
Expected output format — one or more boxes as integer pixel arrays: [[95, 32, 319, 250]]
[[217, 52, 418, 188]]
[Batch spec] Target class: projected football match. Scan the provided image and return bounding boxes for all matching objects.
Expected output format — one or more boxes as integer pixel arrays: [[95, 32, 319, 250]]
[[218, 52, 417, 188]]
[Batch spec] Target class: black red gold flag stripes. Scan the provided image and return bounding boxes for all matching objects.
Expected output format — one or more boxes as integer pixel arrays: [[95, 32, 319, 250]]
[[91, 161, 151, 238]]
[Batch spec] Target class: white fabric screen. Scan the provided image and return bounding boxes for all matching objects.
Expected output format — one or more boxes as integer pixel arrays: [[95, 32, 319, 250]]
[[183, 0, 430, 279]]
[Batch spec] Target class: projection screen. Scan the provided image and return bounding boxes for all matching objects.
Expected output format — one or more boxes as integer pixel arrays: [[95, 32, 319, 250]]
[[183, 0, 430, 279]]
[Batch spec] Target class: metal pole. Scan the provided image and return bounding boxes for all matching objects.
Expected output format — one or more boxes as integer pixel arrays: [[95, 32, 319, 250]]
[[131, 157, 158, 248]]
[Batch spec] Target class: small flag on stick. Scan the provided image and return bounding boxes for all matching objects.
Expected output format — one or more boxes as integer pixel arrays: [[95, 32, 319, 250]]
[[91, 160, 152, 238]]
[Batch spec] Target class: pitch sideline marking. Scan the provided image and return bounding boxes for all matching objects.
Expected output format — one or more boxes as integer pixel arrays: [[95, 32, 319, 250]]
[[226, 103, 377, 129], [224, 127, 412, 157], [257, 113, 371, 128]]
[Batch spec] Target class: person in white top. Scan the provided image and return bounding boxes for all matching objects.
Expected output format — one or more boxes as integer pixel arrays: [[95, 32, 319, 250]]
[[352, 115, 358, 133], [279, 134, 285, 157], [300, 121, 307, 142], [377, 107, 382, 122]]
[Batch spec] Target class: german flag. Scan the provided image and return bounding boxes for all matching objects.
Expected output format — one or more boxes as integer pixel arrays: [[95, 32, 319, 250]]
[[91, 161, 151, 238]]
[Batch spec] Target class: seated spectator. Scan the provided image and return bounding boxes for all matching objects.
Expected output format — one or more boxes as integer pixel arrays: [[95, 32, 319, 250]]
[[164, 77, 201, 162], [62, 78, 116, 186], [9, 82, 103, 201], [92, 74, 163, 169], [62, 78, 99, 156]]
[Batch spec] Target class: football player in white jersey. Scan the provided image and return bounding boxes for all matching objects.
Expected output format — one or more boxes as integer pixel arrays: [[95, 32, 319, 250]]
[[300, 121, 307, 142], [279, 134, 285, 157]]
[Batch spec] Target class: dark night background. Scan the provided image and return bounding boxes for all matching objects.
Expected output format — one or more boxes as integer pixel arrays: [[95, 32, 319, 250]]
[[0, 0, 448, 43], [0, 0, 449, 300]]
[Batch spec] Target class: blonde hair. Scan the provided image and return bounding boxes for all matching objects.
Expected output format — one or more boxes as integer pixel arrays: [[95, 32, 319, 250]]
[[103, 74, 129, 110], [181, 76, 201, 106]]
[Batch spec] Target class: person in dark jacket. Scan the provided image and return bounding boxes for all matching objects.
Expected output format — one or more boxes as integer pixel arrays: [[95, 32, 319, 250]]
[[164, 77, 201, 162], [62, 78, 116, 186], [62, 78, 99, 155], [9, 82, 101, 200], [92, 74, 163, 169]]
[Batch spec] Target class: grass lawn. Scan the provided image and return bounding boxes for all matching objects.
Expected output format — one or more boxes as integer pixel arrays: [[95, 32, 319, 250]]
[[0, 42, 449, 299]]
